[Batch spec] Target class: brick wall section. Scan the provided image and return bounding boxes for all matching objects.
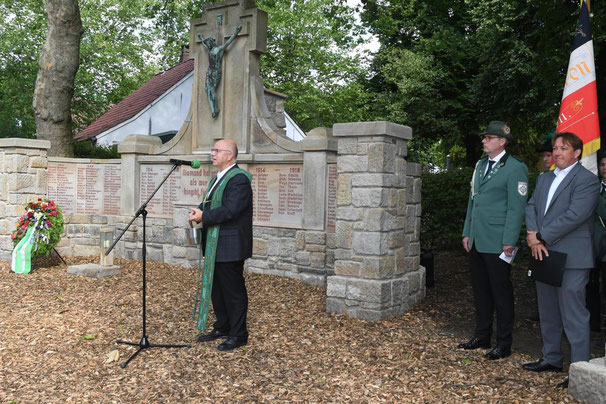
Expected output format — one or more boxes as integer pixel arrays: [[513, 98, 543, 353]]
[[327, 122, 424, 321]]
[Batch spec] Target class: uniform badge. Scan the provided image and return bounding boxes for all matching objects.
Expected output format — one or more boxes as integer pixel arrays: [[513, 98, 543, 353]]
[[518, 181, 528, 196]]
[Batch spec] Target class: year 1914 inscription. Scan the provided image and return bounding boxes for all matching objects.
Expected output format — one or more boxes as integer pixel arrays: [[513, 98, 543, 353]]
[[251, 164, 303, 228]]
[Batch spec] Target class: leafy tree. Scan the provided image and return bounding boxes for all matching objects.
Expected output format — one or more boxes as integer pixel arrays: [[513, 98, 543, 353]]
[[0, 0, 161, 140], [0, 0, 46, 138], [258, 0, 373, 131], [361, 0, 606, 168], [73, 0, 161, 131]]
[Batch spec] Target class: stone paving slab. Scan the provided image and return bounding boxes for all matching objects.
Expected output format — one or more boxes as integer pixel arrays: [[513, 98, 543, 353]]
[[67, 263, 121, 278]]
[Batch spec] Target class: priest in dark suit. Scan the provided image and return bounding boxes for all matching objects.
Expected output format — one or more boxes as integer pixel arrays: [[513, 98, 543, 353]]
[[189, 139, 253, 352]]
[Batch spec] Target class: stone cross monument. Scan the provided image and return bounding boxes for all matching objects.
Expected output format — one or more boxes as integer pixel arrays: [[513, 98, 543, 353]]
[[190, 0, 267, 154]]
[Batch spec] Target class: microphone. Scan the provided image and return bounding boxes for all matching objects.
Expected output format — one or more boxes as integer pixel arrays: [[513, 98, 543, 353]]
[[170, 159, 201, 169]]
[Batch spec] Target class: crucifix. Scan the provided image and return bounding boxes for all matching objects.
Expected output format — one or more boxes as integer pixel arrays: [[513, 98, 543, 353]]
[[197, 16, 242, 119]]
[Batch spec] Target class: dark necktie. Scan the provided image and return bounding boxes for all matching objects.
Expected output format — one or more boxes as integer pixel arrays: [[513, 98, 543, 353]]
[[601, 183, 606, 195], [484, 160, 495, 178]]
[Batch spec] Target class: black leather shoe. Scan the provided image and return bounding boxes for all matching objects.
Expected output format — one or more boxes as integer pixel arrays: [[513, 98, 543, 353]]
[[457, 336, 491, 350], [556, 378, 569, 389], [197, 329, 229, 342], [522, 360, 562, 372], [217, 336, 248, 351], [484, 346, 511, 360]]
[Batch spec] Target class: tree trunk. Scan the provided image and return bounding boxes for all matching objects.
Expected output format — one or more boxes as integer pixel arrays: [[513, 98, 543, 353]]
[[33, 0, 83, 157]]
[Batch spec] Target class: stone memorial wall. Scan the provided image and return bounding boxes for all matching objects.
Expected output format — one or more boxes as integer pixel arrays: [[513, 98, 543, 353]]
[[0, 0, 424, 323], [0, 122, 423, 321]]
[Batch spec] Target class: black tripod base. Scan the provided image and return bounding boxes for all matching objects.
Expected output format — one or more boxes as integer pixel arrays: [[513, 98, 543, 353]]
[[117, 335, 191, 368]]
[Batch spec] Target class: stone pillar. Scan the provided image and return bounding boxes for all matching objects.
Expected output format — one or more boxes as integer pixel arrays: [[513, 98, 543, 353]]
[[117, 135, 162, 215], [0, 138, 51, 261], [326, 121, 424, 321], [300, 127, 337, 230]]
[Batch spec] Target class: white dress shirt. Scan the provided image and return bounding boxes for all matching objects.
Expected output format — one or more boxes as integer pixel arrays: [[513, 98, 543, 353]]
[[484, 149, 506, 176], [207, 163, 236, 197], [545, 162, 578, 214]]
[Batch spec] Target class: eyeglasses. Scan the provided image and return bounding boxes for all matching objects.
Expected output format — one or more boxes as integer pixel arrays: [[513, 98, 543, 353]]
[[210, 148, 233, 154], [482, 135, 499, 142]]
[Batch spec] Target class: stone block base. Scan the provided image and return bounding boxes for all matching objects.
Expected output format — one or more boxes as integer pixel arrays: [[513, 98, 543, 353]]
[[67, 264, 121, 278], [569, 358, 606, 403], [326, 266, 425, 321]]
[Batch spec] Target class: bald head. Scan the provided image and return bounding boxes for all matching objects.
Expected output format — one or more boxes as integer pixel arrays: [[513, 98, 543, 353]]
[[211, 139, 238, 171], [222, 139, 238, 158]]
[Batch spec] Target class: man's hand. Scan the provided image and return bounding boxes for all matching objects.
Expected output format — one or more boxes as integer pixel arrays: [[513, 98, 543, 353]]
[[502, 244, 515, 257], [462, 237, 471, 253], [189, 208, 202, 223], [530, 243, 549, 261], [526, 231, 541, 247]]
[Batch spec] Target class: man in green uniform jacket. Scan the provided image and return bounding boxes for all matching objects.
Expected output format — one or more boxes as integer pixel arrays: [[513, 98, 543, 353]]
[[459, 121, 529, 360]]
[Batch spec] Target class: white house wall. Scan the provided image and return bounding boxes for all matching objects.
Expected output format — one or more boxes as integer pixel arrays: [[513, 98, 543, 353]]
[[95, 73, 194, 146]]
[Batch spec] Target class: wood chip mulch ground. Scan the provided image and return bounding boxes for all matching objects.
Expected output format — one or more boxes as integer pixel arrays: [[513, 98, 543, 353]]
[[0, 253, 582, 403]]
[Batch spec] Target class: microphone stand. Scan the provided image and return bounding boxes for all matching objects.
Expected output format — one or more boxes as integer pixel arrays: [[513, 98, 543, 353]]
[[106, 163, 191, 368]]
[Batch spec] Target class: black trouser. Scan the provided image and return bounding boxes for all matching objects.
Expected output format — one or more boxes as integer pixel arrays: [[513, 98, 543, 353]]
[[211, 260, 248, 338], [469, 246, 514, 348], [587, 262, 606, 331]]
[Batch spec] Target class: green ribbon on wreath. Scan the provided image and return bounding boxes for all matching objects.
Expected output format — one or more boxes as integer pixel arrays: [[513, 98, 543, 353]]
[[192, 167, 252, 331]]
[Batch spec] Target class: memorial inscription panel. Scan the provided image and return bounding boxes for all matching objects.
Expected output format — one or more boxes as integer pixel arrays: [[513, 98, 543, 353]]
[[48, 161, 306, 226], [47, 162, 122, 215], [138, 164, 215, 218], [326, 164, 337, 232], [251, 164, 303, 228]]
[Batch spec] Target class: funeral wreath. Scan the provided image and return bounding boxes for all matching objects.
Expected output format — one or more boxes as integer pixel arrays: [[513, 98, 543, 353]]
[[11, 199, 64, 258]]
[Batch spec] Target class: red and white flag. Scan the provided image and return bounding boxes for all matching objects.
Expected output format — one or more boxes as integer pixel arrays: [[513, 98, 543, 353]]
[[556, 0, 600, 173]]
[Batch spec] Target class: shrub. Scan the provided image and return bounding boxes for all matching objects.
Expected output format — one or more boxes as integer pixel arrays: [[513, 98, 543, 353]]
[[421, 168, 473, 250], [73, 141, 119, 158], [421, 167, 539, 251]]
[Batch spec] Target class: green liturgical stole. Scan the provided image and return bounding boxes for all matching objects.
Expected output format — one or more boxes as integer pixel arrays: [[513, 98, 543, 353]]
[[192, 168, 252, 331]]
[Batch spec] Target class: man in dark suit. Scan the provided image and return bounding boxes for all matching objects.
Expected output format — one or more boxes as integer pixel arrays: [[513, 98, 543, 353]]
[[523, 132, 599, 388], [460, 121, 529, 360], [189, 139, 253, 351], [588, 150, 606, 330]]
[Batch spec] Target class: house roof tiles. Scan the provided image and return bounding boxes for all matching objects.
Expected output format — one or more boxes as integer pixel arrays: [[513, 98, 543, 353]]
[[74, 58, 194, 141]]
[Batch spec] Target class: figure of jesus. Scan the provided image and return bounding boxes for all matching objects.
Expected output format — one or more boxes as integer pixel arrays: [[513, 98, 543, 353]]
[[198, 24, 242, 118]]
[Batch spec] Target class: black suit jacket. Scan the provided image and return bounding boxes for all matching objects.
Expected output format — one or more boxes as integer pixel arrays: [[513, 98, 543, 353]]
[[198, 166, 253, 262]]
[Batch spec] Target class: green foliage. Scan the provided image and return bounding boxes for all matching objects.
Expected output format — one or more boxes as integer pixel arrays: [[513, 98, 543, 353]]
[[361, 0, 606, 167], [0, 0, 45, 138], [420, 168, 474, 249], [257, 0, 373, 131], [142, 0, 209, 66], [0, 0, 162, 138], [11, 199, 64, 259], [421, 167, 540, 251], [73, 141, 119, 158]]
